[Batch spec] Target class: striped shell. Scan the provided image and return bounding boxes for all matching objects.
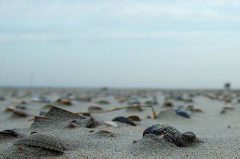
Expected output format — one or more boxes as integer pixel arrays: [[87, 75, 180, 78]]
[[143, 124, 187, 147], [13, 132, 66, 154]]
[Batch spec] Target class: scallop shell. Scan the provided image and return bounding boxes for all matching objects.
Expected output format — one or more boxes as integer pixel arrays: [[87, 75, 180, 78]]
[[14, 132, 66, 154]]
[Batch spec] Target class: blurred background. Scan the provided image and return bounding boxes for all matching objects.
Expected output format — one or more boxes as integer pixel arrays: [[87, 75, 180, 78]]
[[0, 0, 239, 89]]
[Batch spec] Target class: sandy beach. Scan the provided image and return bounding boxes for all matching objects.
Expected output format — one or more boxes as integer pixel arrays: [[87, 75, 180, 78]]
[[0, 88, 239, 158]]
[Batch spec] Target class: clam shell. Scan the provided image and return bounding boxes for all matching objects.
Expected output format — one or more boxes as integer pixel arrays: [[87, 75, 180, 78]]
[[143, 124, 187, 147]]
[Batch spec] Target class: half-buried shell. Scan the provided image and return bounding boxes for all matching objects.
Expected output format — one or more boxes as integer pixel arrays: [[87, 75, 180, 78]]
[[14, 132, 66, 154]]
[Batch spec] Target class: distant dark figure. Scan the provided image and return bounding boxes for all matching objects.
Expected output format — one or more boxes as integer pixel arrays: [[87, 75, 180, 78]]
[[224, 83, 231, 90]]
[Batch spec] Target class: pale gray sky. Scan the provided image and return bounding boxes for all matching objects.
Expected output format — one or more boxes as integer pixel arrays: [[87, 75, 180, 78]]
[[0, 0, 240, 88]]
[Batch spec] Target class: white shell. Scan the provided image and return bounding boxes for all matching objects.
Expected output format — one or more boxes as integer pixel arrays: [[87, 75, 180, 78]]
[[103, 121, 118, 128]]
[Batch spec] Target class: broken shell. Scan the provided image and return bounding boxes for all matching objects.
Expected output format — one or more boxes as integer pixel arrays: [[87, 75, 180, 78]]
[[112, 116, 136, 126]]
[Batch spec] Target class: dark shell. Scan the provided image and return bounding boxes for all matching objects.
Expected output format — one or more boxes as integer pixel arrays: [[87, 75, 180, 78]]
[[163, 102, 174, 107], [85, 117, 99, 128], [0, 129, 23, 139], [143, 124, 187, 147], [112, 116, 136, 126], [175, 110, 190, 118]]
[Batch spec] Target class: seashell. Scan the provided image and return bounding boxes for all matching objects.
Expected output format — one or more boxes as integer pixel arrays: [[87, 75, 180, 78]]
[[163, 102, 174, 107], [88, 106, 103, 112], [182, 131, 196, 142], [103, 121, 118, 128], [56, 98, 72, 105], [14, 132, 66, 154], [32, 107, 99, 129], [112, 116, 136, 126], [4, 106, 15, 112], [127, 115, 141, 121], [223, 104, 234, 110], [82, 112, 91, 117], [83, 117, 99, 128], [175, 109, 190, 118], [42, 104, 55, 109], [45, 106, 81, 119], [12, 109, 30, 117], [0, 129, 24, 139], [143, 124, 186, 147]]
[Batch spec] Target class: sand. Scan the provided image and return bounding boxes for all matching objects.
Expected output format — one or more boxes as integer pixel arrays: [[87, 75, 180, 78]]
[[0, 88, 240, 158]]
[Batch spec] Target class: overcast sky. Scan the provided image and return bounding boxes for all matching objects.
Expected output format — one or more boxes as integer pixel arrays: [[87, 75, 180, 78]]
[[0, 0, 240, 88]]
